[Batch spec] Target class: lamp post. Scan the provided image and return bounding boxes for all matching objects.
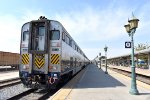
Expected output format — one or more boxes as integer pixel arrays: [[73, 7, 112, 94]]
[[124, 14, 139, 95], [99, 53, 101, 69], [104, 46, 108, 74]]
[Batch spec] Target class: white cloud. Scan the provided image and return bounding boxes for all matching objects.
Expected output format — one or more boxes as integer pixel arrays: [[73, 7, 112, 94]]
[[53, 6, 150, 60], [0, 11, 46, 53], [53, 7, 132, 59], [1, 4, 150, 61], [82, 48, 100, 60], [0, 15, 21, 53], [54, 7, 129, 42]]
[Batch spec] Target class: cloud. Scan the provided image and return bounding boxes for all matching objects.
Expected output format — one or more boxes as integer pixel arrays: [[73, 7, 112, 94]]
[[82, 48, 100, 60], [1, 3, 150, 60], [0, 11, 46, 53], [53, 5, 150, 60], [0, 15, 21, 53], [54, 7, 129, 42], [54, 7, 132, 59]]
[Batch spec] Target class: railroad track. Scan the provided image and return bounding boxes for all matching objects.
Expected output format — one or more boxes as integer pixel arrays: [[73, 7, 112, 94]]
[[109, 67, 150, 85], [0, 68, 18, 72], [0, 78, 21, 89], [1, 68, 82, 100], [7, 88, 58, 100], [7, 89, 37, 100]]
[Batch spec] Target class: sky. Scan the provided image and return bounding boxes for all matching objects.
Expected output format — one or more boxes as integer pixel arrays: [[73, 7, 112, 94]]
[[0, 0, 150, 60]]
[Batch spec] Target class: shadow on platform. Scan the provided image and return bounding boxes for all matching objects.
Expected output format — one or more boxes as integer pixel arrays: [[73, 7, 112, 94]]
[[74, 64, 126, 88]]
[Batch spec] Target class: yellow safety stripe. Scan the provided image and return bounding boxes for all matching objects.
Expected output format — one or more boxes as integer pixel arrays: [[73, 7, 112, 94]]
[[34, 54, 45, 69], [51, 54, 60, 64], [22, 54, 29, 65]]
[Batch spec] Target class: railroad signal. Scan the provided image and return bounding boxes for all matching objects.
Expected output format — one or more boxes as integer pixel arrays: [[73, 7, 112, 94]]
[[125, 42, 131, 48]]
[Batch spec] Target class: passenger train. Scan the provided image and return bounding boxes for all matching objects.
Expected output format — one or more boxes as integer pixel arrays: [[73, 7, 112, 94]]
[[19, 16, 89, 89]]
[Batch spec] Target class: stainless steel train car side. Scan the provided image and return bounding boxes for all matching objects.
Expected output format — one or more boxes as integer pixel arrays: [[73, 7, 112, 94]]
[[19, 16, 89, 89]]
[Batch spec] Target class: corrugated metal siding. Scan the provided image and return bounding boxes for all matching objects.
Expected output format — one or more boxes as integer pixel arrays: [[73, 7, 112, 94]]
[[0, 51, 20, 66]]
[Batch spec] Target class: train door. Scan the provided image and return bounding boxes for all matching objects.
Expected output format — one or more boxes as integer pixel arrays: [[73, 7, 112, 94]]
[[28, 21, 49, 74]]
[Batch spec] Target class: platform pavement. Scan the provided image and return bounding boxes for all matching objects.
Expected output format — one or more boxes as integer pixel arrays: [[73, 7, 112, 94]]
[[50, 64, 150, 100], [0, 71, 19, 82]]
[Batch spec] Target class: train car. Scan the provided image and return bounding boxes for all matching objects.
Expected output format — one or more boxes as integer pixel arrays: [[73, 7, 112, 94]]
[[19, 16, 89, 89], [0, 51, 20, 68]]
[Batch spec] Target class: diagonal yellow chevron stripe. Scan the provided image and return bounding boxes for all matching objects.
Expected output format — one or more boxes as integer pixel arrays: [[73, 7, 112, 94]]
[[22, 54, 29, 64], [34, 54, 45, 69], [51, 54, 60, 64]]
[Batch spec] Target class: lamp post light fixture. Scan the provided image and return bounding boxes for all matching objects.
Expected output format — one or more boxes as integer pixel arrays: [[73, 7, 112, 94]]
[[104, 46, 108, 74], [124, 13, 139, 95], [99, 53, 101, 69]]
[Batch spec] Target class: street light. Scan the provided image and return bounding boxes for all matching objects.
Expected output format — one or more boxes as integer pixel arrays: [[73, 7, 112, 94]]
[[124, 13, 139, 95], [99, 53, 101, 69], [104, 45, 108, 74]]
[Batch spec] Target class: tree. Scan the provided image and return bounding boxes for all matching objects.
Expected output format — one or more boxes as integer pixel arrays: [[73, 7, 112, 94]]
[[135, 43, 150, 51]]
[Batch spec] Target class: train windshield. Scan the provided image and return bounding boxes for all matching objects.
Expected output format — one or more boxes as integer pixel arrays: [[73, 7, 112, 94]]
[[50, 30, 60, 40], [23, 31, 29, 41]]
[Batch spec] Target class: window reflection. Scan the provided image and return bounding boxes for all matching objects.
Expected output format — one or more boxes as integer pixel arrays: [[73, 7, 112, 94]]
[[50, 30, 60, 40]]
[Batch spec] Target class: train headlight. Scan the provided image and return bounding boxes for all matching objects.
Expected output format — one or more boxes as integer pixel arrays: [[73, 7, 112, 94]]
[[54, 74, 57, 77]]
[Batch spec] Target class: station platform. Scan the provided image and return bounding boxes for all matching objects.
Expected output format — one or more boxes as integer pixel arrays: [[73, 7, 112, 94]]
[[0, 71, 19, 82], [50, 64, 150, 100], [108, 65, 150, 77]]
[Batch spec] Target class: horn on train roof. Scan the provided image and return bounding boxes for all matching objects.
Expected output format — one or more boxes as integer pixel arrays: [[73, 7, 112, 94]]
[[38, 16, 47, 20]]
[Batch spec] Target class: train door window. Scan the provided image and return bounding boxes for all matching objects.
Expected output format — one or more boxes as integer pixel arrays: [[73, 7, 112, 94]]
[[35, 26, 45, 51], [23, 31, 29, 41], [50, 30, 60, 40]]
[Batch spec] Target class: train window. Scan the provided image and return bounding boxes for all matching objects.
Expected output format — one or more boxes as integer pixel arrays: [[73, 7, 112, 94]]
[[23, 31, 29, 41], [62, 32, 65, 41], [69, 40, 72, 47], [66, 35, 70, 44], [50, 30, 60, 40], [76, 45, 77, 51], [72, 42, 75, 49]]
